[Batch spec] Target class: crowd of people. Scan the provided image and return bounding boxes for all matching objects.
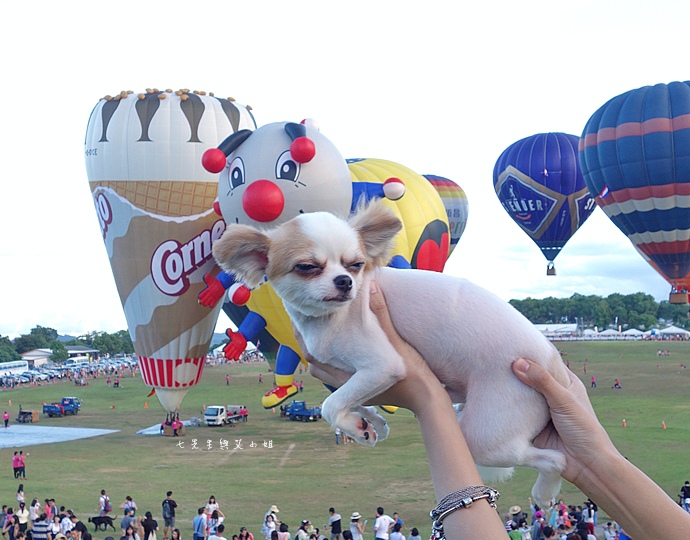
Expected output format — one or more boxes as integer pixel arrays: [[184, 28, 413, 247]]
[[257, 505, 419, 540]]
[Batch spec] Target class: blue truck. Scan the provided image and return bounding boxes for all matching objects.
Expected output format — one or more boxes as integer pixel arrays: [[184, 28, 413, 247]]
[[284, 400, 322, 422], [43, 396, 82, 417]]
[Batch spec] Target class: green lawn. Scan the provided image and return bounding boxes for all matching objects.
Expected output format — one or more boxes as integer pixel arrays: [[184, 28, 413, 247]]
[[1, 340, 689, 538]]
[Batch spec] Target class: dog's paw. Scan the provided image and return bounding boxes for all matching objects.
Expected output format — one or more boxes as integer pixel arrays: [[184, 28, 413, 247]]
[[359, 405, 389, 442], [338, 410, 384, 446]]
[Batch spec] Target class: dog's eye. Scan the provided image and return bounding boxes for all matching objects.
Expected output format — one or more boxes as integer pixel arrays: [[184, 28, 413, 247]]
[[348, 262, 364, 272], [294, 263, 321, 274], [229, 157, 245, 190], [276, 151, 300, 182]]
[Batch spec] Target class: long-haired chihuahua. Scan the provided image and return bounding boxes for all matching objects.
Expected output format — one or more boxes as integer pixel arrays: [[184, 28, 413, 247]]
[[213, 200, 572, 504]]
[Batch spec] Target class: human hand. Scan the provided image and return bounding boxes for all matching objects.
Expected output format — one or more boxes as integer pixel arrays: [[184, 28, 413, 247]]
[[512, 358, 618, 485], [300, 280, 446, 415]]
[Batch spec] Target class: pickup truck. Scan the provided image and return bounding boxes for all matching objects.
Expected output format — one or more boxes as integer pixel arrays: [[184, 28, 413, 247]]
[[204, 404, 246, 426], [284, 400, 322, 422], [43, 397, 82, 417]]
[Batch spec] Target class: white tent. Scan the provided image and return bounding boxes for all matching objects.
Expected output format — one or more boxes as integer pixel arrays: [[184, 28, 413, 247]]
[[622, 328, 644, 335], [599, 328, 620, 335], [659, 325, 690, 335]]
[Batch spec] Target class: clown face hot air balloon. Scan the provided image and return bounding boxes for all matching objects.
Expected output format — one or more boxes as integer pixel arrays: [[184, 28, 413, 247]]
[[579, 81, 690, 303], [85, 88, 256, 411], [494, 133, 596, 275], [197, 120, 449, 408]]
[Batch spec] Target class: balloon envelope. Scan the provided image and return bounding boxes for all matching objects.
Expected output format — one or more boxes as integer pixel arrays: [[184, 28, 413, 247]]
[[579, 81, 690, 299], [85, 88, 256, 411], [494, 132, 596, 273], [424, 174, 469, 256]]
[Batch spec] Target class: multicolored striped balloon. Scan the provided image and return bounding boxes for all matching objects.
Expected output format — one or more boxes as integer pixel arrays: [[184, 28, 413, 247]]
[[579, 81, 690, 300], [424, 175, 469, 257], [493, 133, 596, 275]]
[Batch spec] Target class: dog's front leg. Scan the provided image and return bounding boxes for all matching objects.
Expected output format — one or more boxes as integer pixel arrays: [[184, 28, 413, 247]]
[[321, 362, 404, 446]]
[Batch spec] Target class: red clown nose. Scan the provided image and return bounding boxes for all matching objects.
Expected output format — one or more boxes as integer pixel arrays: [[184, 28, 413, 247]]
[[202, 148, 227, 173], [290, 137, 316, 163]]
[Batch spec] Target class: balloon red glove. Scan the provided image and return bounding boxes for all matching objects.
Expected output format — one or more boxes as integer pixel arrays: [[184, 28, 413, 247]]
[[198, 274, 226, 307], [223, 330, 248, 361]]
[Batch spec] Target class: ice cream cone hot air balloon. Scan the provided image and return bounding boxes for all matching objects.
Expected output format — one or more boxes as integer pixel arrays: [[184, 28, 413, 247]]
[[85, 88, 256, 411]]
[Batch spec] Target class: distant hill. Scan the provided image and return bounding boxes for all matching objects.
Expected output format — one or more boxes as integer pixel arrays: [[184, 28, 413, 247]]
[[211, 333, 228, 346], [58, 334, 79, 343]]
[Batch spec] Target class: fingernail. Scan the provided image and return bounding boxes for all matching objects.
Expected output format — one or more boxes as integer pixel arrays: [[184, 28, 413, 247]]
[[370, 281, 379, 294], [514, 358, 530, 373]]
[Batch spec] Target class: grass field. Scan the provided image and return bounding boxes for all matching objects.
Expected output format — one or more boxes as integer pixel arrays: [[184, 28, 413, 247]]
[[1, 339, 689, 538]]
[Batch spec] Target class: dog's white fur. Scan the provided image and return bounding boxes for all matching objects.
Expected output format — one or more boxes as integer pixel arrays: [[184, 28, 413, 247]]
[[213, 201, 571, 504]]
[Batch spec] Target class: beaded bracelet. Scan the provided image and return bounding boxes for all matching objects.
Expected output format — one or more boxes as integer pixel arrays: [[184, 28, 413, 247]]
[[430, 485, 500, 540]]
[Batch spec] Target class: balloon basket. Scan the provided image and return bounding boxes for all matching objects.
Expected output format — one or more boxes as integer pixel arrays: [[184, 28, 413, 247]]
[[669, 292, 688, 304], [546, 263, 556, 276]]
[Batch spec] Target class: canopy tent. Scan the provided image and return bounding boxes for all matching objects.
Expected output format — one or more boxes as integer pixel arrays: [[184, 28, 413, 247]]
[[659, 325, 690, 335], [599, 328, 621, 335], [622, 328, 644, 335]]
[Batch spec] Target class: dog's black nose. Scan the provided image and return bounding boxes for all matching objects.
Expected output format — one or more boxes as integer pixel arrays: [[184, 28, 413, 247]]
[[334, 275, 352, 293]]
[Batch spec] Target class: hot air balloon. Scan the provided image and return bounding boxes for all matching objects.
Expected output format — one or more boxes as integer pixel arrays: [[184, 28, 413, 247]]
[[494, 133, 596, 275], [579, 81, 690, 304], [85, 88, 256, 411], [424, 174, 469, 257], [217, 158, 452, 403], [198, 120, 449, 407]]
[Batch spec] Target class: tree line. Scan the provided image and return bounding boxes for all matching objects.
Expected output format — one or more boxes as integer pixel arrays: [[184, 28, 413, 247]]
[[0, 326, 134, 363], [509, 292, 690, 331], [2, 292, 688, 364]]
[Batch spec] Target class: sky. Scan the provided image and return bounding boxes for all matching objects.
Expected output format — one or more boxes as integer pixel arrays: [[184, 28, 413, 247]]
[[1, 0, 687, 339]]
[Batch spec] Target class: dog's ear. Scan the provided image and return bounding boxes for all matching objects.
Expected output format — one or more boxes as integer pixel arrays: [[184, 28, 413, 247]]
[[213, 225, 270, 288], [349, 200, 402, 267]]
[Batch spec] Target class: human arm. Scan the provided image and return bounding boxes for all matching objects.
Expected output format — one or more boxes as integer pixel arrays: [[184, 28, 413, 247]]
[[511, 357, 690, 539], [304, 281, 508, 540]]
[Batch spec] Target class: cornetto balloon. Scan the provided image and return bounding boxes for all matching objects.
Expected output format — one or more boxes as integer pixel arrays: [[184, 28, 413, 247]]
[[85, 88, 256, 411]]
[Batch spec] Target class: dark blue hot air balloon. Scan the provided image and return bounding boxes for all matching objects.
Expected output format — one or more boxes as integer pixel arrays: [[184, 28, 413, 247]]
[[579, 82, 690, 303], [493, 133, 596, 275]]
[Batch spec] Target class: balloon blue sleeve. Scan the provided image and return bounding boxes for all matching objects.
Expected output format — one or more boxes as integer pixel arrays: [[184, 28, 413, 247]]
[[217, 270, 237, 290], [388, 255, 411, 269], [237, 311, 267, 341], [351, 183, 386, 212]]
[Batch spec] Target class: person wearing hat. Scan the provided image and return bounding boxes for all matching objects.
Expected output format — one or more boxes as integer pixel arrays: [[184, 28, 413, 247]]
[[296, 521, 310, 540], [531, 511, 544, 540], [263, 506, 279, 527], [348, 513, 364, 540], [509, 505, 522, 524], [54, 534, 67, 540]]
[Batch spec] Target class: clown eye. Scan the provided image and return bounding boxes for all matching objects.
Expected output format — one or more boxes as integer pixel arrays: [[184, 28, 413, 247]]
[[276, 150, 300, 182], [229, 157, 245, 190]]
